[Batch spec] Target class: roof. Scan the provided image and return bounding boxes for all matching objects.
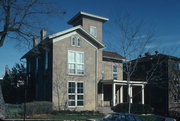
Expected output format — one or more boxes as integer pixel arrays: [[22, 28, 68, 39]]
[[21, 25, 105, 59], [68, 11, 109, 25], [103, 51, 125, 61]]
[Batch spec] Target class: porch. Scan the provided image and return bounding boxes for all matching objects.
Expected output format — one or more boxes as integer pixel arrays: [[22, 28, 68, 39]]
[[99, 80, 147, 107]]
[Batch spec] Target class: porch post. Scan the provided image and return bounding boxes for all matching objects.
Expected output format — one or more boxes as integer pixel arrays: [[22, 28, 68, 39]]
[[130, 86, 133, 103], [112, 83, 116, 106], [142, 85, 144, 104], [102, 83, 104, 106], [120, 85, 123, 103]]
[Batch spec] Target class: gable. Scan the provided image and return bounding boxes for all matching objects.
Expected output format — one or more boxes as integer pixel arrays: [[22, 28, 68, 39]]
[[49, 25, 105, 49], [52, 29, 101, 49], [52, 31, 98, 49]]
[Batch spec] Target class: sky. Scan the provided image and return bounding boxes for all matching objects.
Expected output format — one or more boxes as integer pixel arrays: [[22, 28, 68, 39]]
[[0, 0, 180, 77]]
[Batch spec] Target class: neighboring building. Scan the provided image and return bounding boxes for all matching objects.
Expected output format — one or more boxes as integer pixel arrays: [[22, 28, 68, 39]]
[[127, 52, 180, 115], [21, 12, 146, 111]]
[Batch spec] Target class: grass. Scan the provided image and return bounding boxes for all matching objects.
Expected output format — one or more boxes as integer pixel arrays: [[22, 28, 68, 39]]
[[26, 114, 104, 120]]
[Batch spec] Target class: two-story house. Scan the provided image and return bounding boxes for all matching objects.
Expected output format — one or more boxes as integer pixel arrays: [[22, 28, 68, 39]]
[[21, 12, 146, 111], [127, 52, 180, 116]]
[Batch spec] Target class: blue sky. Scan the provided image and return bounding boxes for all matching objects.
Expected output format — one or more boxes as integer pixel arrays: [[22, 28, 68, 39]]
[[0, 0, 180, 77]]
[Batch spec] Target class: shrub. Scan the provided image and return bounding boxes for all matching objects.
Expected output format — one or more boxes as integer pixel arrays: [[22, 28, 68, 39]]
[[25, 101, 53, 115], [112, 103, 153, 114]]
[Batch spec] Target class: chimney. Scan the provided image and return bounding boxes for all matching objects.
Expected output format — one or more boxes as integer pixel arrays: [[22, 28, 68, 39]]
[[33, 36, 38, 47], [145, 52, 151, 57], [40, 29, 47, 41], [155, 50, 159, 55], [5, 65, 9, 75]]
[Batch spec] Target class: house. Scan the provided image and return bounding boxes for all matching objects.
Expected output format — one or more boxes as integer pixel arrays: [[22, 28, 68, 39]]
[[127, 52, 180, 116], [21, 12, 146, 111]]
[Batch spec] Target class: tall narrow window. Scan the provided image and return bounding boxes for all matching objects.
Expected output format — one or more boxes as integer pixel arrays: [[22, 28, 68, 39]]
[[77, 38, 81, 47], [71, 37, 76, 46], [68, 51, 84, 75], [28, 61, 31, 73], [102, 64, 105, 80], [45, 51, 48, 70], [68, 82, 84, 107], [36, 57, 38, 71], [90, 26, 97, 37], [113, 65, 118, 80]]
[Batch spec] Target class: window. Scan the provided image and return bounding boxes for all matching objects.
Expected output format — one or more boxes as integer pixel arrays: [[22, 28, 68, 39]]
[[68, 82, 84, 107], [45, 51, 48, 70], [71, 37, 76, 46], [68, 51, 84, 75], [102, 64, 105, 80], [90, 26, 97, 37], [36, 57, 38, 71], [28, 61, 31, 73], [174, 62, 180, 70], [77, 38, 81, 47], [113, 65, 118, 80]]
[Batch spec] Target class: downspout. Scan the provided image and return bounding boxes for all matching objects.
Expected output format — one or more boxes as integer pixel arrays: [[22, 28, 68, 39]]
[[95, 49, 98, 110]]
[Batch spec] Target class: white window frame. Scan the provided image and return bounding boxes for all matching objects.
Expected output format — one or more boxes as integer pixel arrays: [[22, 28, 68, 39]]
[[68, 50, 84, 75], [45, 51, 48, 70], [68, 81, 84, 107], [71, 36, 76, 46], [90, 26, 97, 37], [112, 65, 118, 80]]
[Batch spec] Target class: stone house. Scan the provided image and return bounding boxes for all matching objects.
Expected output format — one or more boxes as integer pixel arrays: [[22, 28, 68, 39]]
[[22, 12, 146, 111]]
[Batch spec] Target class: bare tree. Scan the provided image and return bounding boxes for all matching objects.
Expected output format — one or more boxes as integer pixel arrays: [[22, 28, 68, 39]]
[[106, 12, 156, 113], [0, 0, 66, 48]]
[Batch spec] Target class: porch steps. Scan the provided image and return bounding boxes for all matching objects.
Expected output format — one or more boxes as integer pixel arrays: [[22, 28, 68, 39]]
[[97, 107, 114, 114]]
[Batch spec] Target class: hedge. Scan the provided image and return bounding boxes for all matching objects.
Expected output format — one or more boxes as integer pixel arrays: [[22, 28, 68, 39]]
[[111, 103, 154, 114]]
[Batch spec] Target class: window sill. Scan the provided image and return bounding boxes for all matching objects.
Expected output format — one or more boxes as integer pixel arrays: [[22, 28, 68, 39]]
[[68, 73, 85, 77]]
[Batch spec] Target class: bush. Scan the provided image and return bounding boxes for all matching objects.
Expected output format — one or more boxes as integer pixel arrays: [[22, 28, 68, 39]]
[[25, 101, 53, 115], [112, 103, 153, 114]]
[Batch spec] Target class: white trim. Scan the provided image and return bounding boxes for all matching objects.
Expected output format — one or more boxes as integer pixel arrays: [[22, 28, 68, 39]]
[[68, 11, 109, 24], [77, 37, 81, 47], [53, 31, 77, 43], [49, 26, 81, 39], [49, 26, 105, 48]]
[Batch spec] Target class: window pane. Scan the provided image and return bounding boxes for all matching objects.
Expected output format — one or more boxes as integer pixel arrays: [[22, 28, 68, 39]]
[[76, 53, 84, 63], [69, 95, 75, 100], [77, 101, 83, 106], [45, 51, 48, 69], [68, 101, 75, 106], [113, 65, 117, 72], [71, 37, 76, 46], [68, 51, 75, 63], [77, 64, 84, 74], [68, 82, 75, 93], [68, 64, 76, 74], [77, 38, 80, 47], [77, 95, 83, 100], [77, 83, 84, 93], [90, 26, 97, 37]]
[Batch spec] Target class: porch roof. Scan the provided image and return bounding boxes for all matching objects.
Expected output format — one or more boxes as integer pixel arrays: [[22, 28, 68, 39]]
[[101, 80, 147, 85]]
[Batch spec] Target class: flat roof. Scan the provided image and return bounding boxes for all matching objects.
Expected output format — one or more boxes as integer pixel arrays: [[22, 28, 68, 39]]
[[68, 11, 109, 25]]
